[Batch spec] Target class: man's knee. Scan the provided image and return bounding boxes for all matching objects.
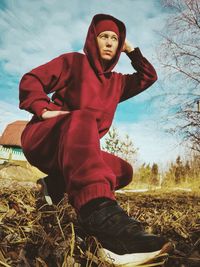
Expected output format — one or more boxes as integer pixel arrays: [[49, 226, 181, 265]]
[[123, 162, 133, 185], [127, 162, 133, 179], [102, 151, 133, 189]]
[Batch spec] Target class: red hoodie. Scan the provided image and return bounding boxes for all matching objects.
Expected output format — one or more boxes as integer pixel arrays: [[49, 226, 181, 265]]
[[19, 14, 157, 137]]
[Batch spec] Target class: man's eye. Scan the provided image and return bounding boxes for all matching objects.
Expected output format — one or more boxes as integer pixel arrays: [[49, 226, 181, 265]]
[[100, 35, 106, 39]]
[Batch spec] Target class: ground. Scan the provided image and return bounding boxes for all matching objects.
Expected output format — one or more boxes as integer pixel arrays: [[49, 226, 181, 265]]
[[0, 178, 199, 267]]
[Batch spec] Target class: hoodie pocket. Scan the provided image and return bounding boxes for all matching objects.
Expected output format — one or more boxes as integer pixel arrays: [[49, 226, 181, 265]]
[[86, 107, 113, 133]]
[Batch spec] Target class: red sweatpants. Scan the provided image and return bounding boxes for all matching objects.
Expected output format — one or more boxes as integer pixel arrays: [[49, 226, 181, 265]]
[[21, 110, 133, 211]]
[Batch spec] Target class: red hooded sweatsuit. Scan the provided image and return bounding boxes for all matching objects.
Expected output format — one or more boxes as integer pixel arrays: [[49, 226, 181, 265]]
[[19, 14, 157, 211]]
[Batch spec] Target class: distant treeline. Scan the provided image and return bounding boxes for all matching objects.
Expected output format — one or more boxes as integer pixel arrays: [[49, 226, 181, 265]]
[[103, 127, 200, 189]]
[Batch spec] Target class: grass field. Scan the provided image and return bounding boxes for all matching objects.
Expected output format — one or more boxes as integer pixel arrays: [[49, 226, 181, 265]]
[[0, 162, 200, 266], [0, 180, 199, 267]]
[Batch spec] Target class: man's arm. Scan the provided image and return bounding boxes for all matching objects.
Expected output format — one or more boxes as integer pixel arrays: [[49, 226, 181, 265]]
[[19, 55, 69, 119], [120, 40, 157, 102]]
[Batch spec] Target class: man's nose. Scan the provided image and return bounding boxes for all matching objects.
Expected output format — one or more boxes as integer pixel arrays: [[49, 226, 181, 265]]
[[106, 38, 112, 46]]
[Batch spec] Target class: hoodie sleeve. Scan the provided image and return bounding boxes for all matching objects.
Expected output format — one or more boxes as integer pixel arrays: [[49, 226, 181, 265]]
[[120, 48, 157, 102], [19, 55, 65, 118]]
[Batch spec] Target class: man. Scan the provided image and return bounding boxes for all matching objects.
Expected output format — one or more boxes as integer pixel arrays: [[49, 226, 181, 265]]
[[19, 14, 172, 265]]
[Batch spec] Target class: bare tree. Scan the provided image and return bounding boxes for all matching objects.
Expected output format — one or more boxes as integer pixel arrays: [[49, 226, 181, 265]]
[[176, 102, 200, 152], [157, 0, 200, 152]]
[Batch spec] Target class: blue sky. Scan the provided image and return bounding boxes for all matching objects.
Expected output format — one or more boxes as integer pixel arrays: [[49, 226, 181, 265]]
[[0, 0, 186, 167]]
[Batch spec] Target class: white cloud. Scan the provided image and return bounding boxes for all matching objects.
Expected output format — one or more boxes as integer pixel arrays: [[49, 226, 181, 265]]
[[0, 0, 169, 75], [0, 101, 30, 135], [0, 0, 89, 74]]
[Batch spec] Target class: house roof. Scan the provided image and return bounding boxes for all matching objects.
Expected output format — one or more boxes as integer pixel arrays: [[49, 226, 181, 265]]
[[0, 121, 28, 147]]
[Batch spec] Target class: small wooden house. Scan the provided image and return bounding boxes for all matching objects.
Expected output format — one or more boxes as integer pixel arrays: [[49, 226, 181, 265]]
[[0, 121, 28, 162]]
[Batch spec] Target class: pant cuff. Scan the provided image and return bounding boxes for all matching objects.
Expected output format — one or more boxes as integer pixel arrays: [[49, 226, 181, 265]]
[[72, 183, 116, 212]]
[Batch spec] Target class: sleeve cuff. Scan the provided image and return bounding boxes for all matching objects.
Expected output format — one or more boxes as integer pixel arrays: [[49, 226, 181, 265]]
[[126, 47, 143, 60], [31, 100, 51, 118], [31, 100, 62, 119]]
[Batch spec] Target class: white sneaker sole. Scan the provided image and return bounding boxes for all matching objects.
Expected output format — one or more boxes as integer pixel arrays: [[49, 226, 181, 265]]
[[98, 242, 173, 266], [36, 178, 53, 205]]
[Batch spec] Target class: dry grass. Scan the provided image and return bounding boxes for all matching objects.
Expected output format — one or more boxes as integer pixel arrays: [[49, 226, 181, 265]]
[[0, 180, 199, 267], [0, 161, 44, 182], [119, 190, 200, 265]]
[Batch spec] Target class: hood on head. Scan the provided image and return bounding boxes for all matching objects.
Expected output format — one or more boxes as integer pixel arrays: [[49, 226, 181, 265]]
[[83, 14, 126, 74]]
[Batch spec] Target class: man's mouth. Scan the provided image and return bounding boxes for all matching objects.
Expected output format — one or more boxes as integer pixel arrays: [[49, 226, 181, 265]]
[[104, 50, 112, 55]]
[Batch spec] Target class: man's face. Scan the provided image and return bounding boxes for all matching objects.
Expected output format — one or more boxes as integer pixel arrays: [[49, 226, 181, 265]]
[[97, 31, 119, 61]]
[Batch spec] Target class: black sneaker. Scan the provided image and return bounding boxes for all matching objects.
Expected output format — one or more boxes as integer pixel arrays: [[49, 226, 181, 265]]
[[78, 200, 174, 266]]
